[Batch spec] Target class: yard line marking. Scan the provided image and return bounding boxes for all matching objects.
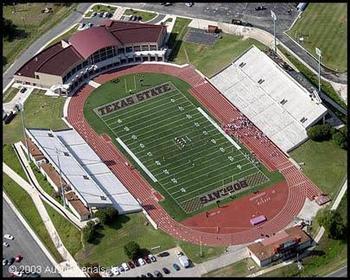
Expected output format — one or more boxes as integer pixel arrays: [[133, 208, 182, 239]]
[[173, 167, 258, 199], [197, 107, 241, 150], [116, 137, 158, 182]]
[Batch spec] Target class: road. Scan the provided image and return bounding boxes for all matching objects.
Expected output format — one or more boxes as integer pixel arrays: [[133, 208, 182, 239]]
[[2, 199, 60, 278], [326, 266, 347, 277], [113, 2, 347, 84], [2, 3, 91, 91]]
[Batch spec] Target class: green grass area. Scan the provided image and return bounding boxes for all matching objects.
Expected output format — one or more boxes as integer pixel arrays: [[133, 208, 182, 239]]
[[3, 89, 68, 144], [84, 73, 282, 221], [43, 201, 82, 257], [3, 173, 63, 263], [263, 194, 347, 277], [85, 4, 116, 17], [3, 144, 28, 181], [290, 139, 347, 198], [3, 3, 77, 70], [287, 3, 347, 72], [278, 45, 347, 116], [123, 9, 157, 22], [75, 213, 176, 266], [3, 86, 19, 103], [203, 258, 259, 277], [48, 24, 78, 47], [174, 34, 268, 78], [168, 17, 192, 61], [178, 240, 226, 264]]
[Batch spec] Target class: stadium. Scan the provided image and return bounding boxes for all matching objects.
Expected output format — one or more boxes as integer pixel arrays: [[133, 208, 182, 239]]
[[17, 19, 328, 246]]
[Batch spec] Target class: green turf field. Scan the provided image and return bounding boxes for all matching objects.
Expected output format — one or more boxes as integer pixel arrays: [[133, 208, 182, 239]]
[[287, 3, 347, 72], [84, 73, 283, 220]]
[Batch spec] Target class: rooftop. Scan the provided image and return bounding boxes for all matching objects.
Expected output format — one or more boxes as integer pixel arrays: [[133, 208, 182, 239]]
[[65, 191, 90, 217]]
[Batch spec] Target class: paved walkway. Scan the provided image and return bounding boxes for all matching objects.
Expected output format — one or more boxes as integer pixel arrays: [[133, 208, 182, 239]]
[[3, 162, 86, 277]]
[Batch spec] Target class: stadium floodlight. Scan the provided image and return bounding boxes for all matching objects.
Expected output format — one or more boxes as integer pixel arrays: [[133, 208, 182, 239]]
[[271, 10, 277, 53], [17, 103, 30, 162], [315, 47, 322, 93]]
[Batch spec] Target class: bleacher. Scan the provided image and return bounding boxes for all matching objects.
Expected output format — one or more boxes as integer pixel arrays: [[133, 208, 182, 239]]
[[210, 46, 327, 152]]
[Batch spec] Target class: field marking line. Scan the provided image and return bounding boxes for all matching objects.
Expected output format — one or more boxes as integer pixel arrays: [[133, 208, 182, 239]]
[[116, 137, 157, 182], [197, 107, 241, 150], [166, 161, 255, 193], [173, 167, 259, 200]]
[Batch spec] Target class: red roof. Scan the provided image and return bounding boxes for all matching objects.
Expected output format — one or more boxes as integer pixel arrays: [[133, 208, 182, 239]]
[[15, 42, 83, 78], [69, 26, 121, 59]]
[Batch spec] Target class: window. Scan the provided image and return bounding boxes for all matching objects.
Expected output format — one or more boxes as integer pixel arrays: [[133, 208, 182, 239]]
[[150, 44, 157, 51], [128, 57, 134, 63], [150, 56, 156, 61], [141, 45, 149, 51], [125, 46, 133, 53], [133, 45, 141, 52]]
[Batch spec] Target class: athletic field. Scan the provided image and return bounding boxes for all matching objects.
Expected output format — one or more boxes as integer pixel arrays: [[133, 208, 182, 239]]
[[84, 73, 282, 219], [288, 3, 347, 72]]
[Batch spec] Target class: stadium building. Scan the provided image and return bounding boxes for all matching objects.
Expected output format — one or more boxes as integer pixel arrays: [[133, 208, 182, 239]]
[[14, 20, 167, 95]]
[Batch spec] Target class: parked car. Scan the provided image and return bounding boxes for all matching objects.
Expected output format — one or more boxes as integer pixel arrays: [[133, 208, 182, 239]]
[[154, 270, 162, 277], [138, 258, 146, 266], [164, 2, 172, 6], [9, 257, 15, 265], [176, 250, 183, 257], [148, 254, 156, 262], [162, 267, 170, 274], [133, 259, 140, 267], [28, 272, 40, 278], [157, 251, 169, 257], [4, 234, 14, 240], [78, 23, 85, 30], [144, 256, 151, 264], [3, 241, 9, 247], [3, 259, 8, 266], [103, 12, 108, 18], [146, 272, 153, 277], [111, 266, 120, 275], [185, 2, 194, 7], [118, 266, 124, 273], [98, 12, 103, 17], [255, 5, 266, 11], [140, 274, 147, 277], [92, 12, 97, 17], [20, 87, 27, 93], [172, 263, 180, 271], [121, 262, 129, 271], [15, 255, 23, 262], [12, 271, 23, 277], [128, 261, 135, 268], [107, 12, 113, 18]]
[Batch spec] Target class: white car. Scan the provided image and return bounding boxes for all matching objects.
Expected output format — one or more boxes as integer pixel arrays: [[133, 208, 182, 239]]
[[3, 242, 9, 247], [121, 262, 129, 271], [138, 258, 145, 266], [111, 266, 120, 275], [118, 266, 124, 273], [4, 234, 14, 240], [185, 2, 194, 7], [103, 12, 108, 18], [148, 254, 156, 262]]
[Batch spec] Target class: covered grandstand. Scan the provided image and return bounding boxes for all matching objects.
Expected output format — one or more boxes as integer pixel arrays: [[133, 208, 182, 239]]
[[210, 46, 327, 152], [26, 128, 141, 214]]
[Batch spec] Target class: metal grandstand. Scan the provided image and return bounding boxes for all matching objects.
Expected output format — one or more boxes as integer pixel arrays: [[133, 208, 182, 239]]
[[210, 46, 328, 152], [26, 128, 141, 213]]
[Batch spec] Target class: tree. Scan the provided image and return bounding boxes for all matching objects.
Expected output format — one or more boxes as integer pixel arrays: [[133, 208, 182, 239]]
[[82, 221, 96, 243], [332, 131, 347, 149], [307, 124, 332, 141], [95, 207, 118, 225], [317, 209, 346, 240], [124, 241, 141, 259], [3, 18, 17, 41]]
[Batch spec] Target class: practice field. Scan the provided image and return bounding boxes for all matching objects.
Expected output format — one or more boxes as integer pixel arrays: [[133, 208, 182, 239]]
[[84, 73, 282, 219], [287, 3, 347, 72]]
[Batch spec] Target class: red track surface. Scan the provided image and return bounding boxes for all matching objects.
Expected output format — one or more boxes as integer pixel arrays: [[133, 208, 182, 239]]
[[66, 63, 321, 246]]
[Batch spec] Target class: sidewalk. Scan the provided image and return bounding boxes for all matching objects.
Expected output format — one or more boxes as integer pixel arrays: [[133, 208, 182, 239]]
[[3, 162, 86, 277]]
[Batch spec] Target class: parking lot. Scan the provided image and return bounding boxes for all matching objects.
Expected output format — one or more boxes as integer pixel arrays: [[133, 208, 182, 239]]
[[108, 247, 197, 278]]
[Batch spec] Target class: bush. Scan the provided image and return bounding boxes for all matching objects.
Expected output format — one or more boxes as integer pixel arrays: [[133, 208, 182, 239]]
[[332, 131, 347, 149], [307, 124, 332, 141], [82, 221, 97, 243], [124, 241, 141, 259]]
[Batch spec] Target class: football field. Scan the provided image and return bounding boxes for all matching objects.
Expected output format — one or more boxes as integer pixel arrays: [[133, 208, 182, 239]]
[[90, 74, 273, 215]]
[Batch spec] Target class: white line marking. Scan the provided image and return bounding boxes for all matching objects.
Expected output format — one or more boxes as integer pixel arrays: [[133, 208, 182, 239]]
[[116, 137, 158, 182]]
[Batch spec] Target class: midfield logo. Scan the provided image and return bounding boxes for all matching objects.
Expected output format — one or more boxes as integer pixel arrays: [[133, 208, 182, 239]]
[[199, 180, 249, 204], [94, 82, 175, 117]]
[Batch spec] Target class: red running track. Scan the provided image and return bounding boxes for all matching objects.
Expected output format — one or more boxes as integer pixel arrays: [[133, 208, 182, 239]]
[[66, 63, 321, 246]]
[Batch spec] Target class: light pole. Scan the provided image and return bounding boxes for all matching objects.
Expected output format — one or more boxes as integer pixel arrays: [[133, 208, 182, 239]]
[[271, 10, 277, 54], [18, 103, 30, 162], [55, 146, 66, 208], [315, 47, 322, 93]]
